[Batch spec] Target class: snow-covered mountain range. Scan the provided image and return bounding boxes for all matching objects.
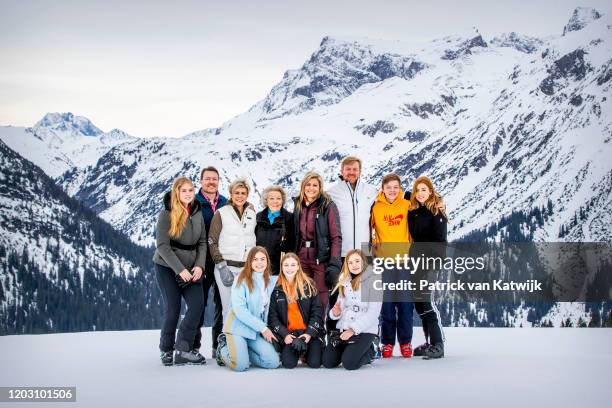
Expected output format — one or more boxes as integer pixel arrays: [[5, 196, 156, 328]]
[[1, 112, 135, 179], [0, 139, 160, 334], [2, 8, 609, 248], [0, 7, 610, 330]]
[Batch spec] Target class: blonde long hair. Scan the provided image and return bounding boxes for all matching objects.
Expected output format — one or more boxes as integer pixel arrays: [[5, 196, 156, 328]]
[[295, 171, 332, 213], [332, 249, 367, 297], [409, 176, 447, 218], [168, 177, 194, 238], [276, 253, 317, 303], [235, 246, 272, 293]]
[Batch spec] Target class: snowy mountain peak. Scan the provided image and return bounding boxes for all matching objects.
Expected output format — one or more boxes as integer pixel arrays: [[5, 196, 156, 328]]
[[0, 113, 132, 178], [34, 112, 102, 137], [440, 33, 487, 60], [490, 32, 544, 54], [247, 30, 498, 122], [99, 128, 136, 144], [563, 7, 602, 35], [183, 127, 222, 139], [104, 128, 132, 139], [256, 35, 430, 120]]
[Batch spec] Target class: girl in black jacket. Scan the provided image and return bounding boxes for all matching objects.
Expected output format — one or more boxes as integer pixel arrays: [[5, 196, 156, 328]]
[[255, 186, 295, 275], [407, 176, 447, 359], [268, 252, 325, 368]]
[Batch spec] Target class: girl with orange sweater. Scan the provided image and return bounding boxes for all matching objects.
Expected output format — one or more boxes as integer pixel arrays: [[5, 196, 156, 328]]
[[268, 253, 325, 368]]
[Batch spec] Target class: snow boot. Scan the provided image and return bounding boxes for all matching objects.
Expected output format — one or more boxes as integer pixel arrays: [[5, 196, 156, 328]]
[[192, 348, 206, 364], [160, 351, 173, 366], [174, 349, 206, 365], [382, 344, 394, 358], [423, 343, 444, 359], [215, 334, 226, 366], [372, 336, 381, 359], [400, 343, 413, 358], [413, 343, 430, 357]]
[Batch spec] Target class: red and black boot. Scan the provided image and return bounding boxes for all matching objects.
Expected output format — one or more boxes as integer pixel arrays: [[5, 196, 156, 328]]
[[400, 343, 413, 358]]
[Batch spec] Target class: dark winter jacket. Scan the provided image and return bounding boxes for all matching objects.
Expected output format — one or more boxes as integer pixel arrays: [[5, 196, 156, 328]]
[[153, 192, 207, 277], [408, 203, 447, 270], [405, 190, 448, 242], [267, 284, 324, 340], [195, 190, 228, 269], [408, 203, 447, 243], [255, 208, 296, 275], [195, 190, 228, 232], [292, 196, 343, 285]]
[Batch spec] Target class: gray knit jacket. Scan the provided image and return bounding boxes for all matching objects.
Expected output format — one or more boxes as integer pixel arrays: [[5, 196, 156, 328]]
[[153, 192, 207, 275]]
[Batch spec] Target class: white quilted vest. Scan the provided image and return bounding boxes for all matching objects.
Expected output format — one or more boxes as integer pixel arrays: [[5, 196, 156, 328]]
[[218, 205, 257, 262]]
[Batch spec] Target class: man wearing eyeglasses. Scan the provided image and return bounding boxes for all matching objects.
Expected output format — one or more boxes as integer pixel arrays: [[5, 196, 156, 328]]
[[193, 166, 228, 359]]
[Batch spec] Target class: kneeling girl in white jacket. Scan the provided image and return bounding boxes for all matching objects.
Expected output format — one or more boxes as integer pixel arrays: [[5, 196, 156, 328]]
[[323, 249, 382, 370]]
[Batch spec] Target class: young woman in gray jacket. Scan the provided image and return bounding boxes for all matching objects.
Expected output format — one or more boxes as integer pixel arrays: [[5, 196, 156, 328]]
[[153, 176, 207, 366]]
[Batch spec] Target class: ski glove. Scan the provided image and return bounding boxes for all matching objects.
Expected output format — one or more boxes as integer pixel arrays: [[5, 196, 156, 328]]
[[216, 261, 234, 287], [325, 261, 341, 289], [291, 337, 308, 356], [328, 330, 342, 348], [175, 274, 192, 289]]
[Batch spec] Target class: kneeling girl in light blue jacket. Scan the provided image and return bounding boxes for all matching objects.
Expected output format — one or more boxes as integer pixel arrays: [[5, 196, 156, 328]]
[[216, 246, 280, 371]]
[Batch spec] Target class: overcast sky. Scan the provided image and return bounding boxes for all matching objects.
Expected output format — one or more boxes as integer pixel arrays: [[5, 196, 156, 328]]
[[1, 0, 610, 137]]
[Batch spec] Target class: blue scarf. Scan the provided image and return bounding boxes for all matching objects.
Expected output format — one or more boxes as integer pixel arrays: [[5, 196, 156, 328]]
[[268, 209, 281, 225]]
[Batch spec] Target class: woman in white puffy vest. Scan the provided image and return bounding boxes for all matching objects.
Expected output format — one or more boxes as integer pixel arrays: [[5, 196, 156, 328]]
[[208, 178, 257, 322]]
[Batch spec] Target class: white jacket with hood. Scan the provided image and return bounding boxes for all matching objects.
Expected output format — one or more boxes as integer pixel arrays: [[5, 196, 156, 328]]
[[328, 178, 378, 256], [329, 268, 382, 335]]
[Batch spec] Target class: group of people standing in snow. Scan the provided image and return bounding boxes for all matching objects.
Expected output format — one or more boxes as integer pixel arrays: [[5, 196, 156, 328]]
[[152, 156, 447, 370]]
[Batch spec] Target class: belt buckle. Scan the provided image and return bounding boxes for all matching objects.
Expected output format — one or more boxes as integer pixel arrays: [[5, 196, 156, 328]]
[[352, 305, 360, 312], [304, 241, 312, 248]]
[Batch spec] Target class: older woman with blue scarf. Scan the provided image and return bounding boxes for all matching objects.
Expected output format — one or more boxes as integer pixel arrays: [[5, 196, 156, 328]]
[[255, 186, 295, 275]]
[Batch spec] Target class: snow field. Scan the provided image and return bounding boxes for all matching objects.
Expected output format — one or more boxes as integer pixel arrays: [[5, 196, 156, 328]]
[[0, 327, 610, 408]]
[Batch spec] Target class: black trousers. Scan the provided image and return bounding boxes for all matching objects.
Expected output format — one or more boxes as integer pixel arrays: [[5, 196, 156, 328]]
[[280, 337, 324, 368], [193, 255, 223, 350], [325, 290, 339, 332], [324, 255, 343, 333], [414, 301, 444, 345], [155, 263, 204, 352], [322, 333, 376, 370]]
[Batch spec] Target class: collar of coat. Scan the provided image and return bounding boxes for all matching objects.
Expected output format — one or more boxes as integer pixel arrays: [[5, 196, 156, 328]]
[[256, 207, 289, 225], [163, 191, 202, 216], [195, 190, 228, 209], [292, 194, 330, 214], [272, 281, 316, 299], [374, 190, 408, 206], [340, 267, 376, 290]]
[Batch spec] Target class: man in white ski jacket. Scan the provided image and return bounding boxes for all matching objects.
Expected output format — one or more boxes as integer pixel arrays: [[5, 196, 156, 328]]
[[326, 156, 378, 336], [327, 156, 378, 257]]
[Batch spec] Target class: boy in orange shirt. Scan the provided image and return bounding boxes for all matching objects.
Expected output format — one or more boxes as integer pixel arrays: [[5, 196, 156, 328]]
[[369, 173, 414, 358]]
